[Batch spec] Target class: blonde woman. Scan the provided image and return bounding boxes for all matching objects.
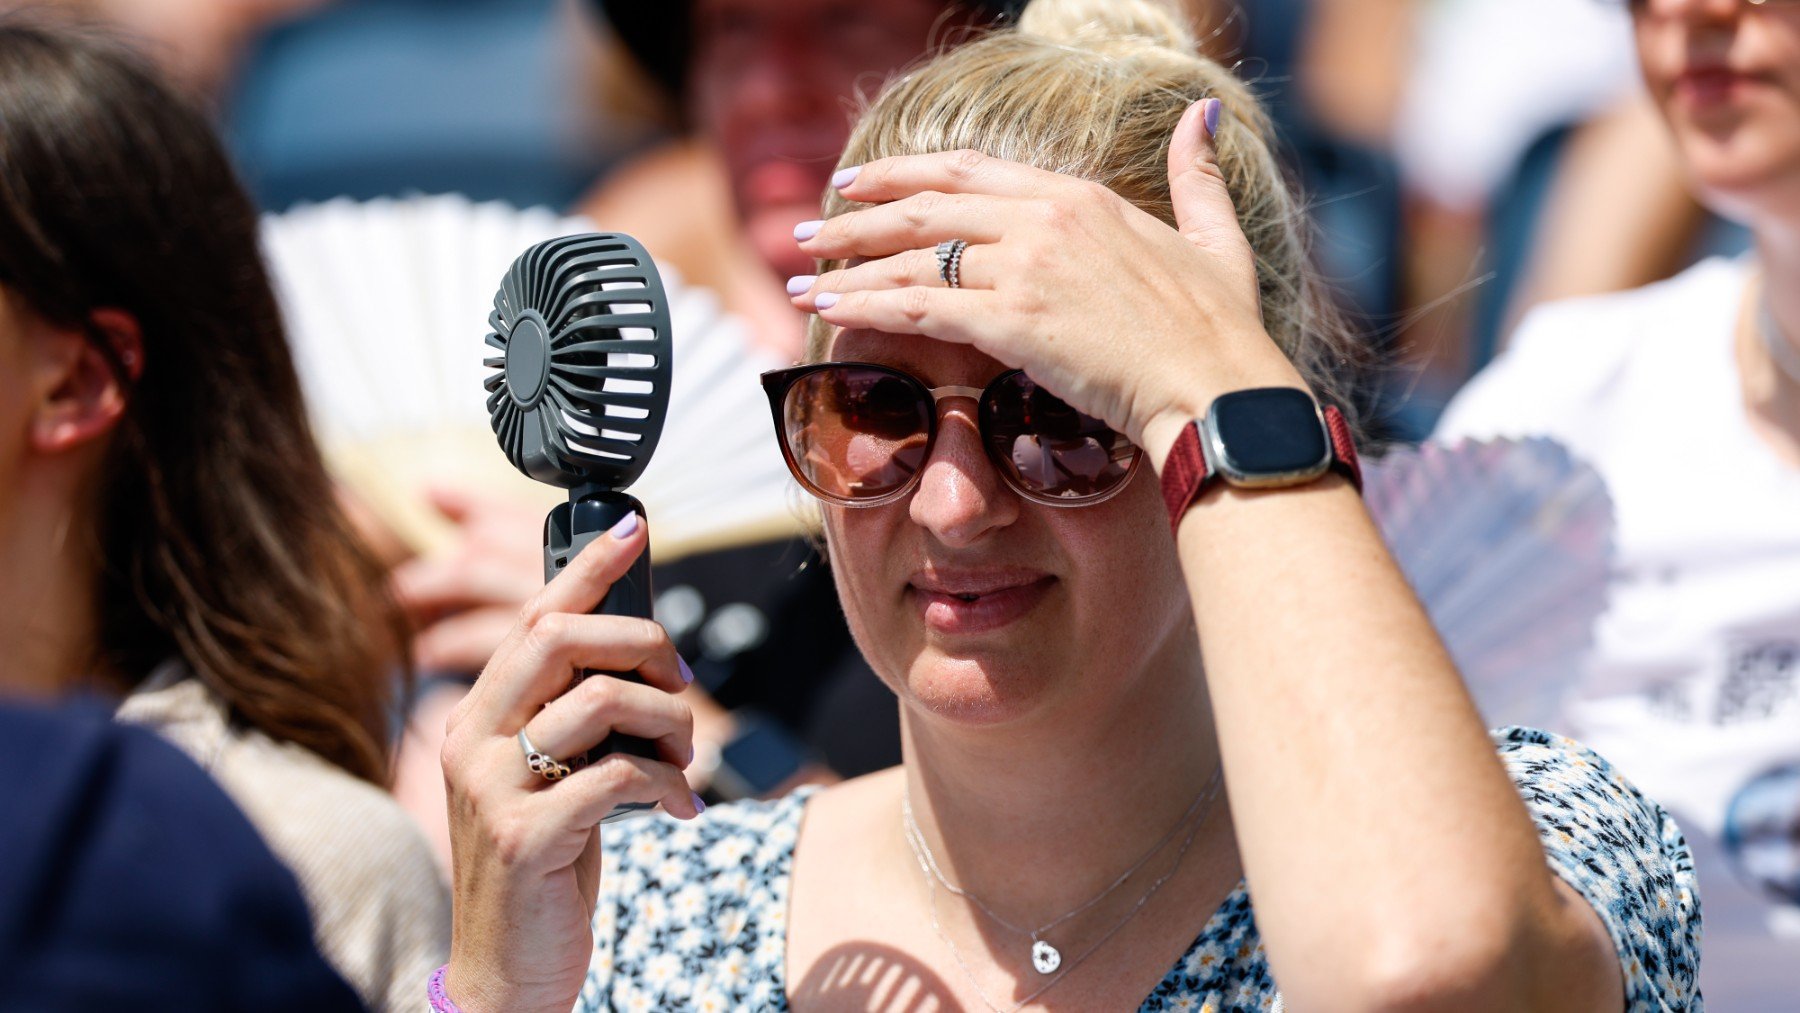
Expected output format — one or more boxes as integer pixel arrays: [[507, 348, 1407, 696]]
[[436, 2, 1700, 1010]]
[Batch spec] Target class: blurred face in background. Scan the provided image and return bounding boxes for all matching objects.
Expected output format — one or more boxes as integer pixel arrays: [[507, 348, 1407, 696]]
[[1633, 0, 1800, 222], [689, 0, 957, 280]]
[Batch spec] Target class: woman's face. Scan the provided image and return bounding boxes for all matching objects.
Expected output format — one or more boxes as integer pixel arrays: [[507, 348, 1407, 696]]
[[1634, 0, 1800, 220], [820, 329, 1194, 728]]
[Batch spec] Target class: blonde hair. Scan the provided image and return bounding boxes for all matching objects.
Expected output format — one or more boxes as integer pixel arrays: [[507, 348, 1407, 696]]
[[809, 0, 1360, 424]]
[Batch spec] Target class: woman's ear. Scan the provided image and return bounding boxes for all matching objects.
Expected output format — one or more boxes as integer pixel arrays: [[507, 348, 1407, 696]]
[[29, 307, 143, 455]]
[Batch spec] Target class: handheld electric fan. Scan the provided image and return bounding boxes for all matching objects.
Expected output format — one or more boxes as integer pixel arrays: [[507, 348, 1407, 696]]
[[485, 233, 673, 796]]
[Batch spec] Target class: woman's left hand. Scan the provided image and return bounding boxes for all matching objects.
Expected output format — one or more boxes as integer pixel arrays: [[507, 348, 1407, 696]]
[[789, 98, 1305, 461]]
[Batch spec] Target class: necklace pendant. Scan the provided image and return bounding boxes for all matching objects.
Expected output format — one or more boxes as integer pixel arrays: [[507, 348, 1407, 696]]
[[1031, 939, 1062, 975]]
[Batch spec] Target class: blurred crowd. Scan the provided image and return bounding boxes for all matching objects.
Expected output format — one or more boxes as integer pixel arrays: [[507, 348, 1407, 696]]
[[0, 0, 1794, 1010], [26, 0, 1733, 410]]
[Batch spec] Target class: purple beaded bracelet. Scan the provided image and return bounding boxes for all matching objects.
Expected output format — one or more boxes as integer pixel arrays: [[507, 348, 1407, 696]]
[[428, 964, 465, 1013]]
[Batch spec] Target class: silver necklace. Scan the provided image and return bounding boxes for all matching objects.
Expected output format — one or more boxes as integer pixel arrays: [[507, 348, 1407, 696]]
[[902, 771, 1222, 1011], [1758, 286, 1800, 386], [901, 771, 1218, 976]]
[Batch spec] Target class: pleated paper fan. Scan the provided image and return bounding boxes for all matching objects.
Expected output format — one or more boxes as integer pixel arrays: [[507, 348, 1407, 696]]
[[1365, 437, 1615, 732], [265, 199, 1609, 721], [262, 194, 803, 559]]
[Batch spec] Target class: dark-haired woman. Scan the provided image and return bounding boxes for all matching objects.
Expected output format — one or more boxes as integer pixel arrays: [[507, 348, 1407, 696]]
[[0, 18, 446, 1010]]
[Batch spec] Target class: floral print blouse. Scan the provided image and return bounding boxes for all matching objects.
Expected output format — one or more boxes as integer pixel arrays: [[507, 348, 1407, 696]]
[[580, 728, 1700, 1012]]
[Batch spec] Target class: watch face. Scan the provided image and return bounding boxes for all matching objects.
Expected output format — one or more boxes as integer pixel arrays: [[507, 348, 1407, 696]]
[[1206, 388, 1330, 483]]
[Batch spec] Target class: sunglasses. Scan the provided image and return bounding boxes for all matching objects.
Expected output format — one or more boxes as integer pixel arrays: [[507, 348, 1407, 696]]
[[761, 362, 1142, 508]]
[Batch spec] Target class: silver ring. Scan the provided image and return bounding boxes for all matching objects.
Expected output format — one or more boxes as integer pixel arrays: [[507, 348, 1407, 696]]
[[935, 238, 968, 289], [517, 729, 573, 782]]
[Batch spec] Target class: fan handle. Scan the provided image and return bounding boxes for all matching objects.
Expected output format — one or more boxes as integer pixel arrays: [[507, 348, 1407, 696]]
[[544, 491, 660, 821]]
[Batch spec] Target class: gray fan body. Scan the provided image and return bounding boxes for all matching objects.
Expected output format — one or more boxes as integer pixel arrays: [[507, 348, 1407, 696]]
[[485, 234, 673, 490], [483, 233, 673, 801]]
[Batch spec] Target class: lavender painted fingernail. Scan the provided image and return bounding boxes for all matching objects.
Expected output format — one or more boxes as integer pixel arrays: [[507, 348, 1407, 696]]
[[814, 292, 840, 310], [786, 275, 817, 296], [794, 219, 825, 242], [678, 655, 694, 685], [831, 166, 862, 189], [691, 792, 707, 815], [685, 741, 696, 765], [609, 511, 640, 539], [1203, 98, 1223, 139]]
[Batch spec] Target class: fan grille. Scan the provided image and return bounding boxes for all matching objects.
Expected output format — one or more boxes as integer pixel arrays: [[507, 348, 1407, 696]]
[[484, 234, 674, 489]]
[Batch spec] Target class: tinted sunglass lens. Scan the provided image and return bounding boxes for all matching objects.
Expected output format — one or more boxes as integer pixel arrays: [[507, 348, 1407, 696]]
[[984, 374, 1136, 501], [783, 368, 931, 501]]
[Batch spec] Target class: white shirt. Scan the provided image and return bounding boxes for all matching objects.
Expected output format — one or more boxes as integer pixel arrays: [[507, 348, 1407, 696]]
[[1437, 258, 1800, 1006]]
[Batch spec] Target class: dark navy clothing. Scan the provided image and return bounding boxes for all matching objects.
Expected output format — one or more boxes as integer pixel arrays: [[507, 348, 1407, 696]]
[[0, 701, 363, 1012]]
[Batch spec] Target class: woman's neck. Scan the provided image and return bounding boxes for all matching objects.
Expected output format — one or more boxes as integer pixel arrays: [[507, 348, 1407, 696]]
[[1744, 230, 1800, 466], [896, 631, 1231, 927], [0, 478, 103, 699]]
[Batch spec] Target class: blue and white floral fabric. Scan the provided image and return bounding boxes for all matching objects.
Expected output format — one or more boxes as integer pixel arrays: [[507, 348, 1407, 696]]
[[581, 728, 1700, 1012]]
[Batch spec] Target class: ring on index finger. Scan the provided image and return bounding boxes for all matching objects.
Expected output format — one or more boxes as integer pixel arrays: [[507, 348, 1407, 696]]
[[935, 238, 968, 289]]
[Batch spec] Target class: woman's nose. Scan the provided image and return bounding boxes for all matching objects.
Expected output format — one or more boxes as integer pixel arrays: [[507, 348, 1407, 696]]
[[907, 405, 1020, 546]]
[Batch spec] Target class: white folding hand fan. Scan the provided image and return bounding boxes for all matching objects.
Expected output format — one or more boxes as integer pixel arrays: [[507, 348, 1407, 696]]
[[265, 202, 1609, 729], [261, 194, 802, 560], [1364, 436, 1615, 732]]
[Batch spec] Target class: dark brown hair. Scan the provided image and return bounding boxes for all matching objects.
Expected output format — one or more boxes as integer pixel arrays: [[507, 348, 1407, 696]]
[[0, 16, 405, 784]]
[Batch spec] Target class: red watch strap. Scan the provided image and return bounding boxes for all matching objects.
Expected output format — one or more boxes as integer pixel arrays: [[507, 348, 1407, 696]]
[[1160, 404, 1361, 532], [1160, 423, 1213, 529], [1324, 404, 1362, 492]]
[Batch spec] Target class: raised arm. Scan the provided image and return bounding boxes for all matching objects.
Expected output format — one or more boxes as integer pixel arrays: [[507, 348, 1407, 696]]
[[437, 513, 702, 1013]]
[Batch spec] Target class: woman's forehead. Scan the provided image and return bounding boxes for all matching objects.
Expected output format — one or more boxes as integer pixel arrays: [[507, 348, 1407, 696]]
[[826, 327, 1005, 385]]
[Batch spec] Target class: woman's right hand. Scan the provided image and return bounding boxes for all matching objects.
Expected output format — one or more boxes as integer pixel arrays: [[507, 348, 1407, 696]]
[[438, 512, 701, 1013]]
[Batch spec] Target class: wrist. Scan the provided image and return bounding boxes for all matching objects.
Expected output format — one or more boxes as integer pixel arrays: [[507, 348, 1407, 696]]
[[1155, 385, 1361, 532], [1140, 345, 1309, 470], [429, 965, 465, 1013], [1141, 408, 1206, 475], [439, 958, 566, 1013]]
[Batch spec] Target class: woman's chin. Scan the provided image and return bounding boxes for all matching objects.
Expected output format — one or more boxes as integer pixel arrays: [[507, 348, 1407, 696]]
[[1678, 125, 1800, 220], [898, 653, 1053, 728]]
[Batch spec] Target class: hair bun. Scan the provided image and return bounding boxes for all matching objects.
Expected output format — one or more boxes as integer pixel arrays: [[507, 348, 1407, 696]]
[[1015, 0, 1196, 56]]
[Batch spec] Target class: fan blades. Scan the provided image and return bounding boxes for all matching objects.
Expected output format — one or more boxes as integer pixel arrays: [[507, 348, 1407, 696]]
[[485, 233, 674, 490], [1365, 437, 1615, 732]]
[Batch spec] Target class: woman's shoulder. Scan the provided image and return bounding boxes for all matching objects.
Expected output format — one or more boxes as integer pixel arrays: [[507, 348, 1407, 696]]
[[587, 790, 814, 1013], [599, 789, 813, 904], [1522, 256, 1745, 334], [1511, 256, 1746, 371], [119, 675, 443, 892], [1489, 727, 1702, 1011], [118, 674, 450, 1011], [1437, 257, 1749, 443], [1490, 726, 1692, 859]]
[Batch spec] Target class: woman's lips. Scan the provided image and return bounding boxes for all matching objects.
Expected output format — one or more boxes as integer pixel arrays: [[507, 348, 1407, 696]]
[[908, 576, 1056, 635], [1673, 67, 1765, 107]]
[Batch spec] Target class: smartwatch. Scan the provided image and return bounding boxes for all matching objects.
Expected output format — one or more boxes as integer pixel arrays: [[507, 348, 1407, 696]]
[[1160, 387, 1361, 530]]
